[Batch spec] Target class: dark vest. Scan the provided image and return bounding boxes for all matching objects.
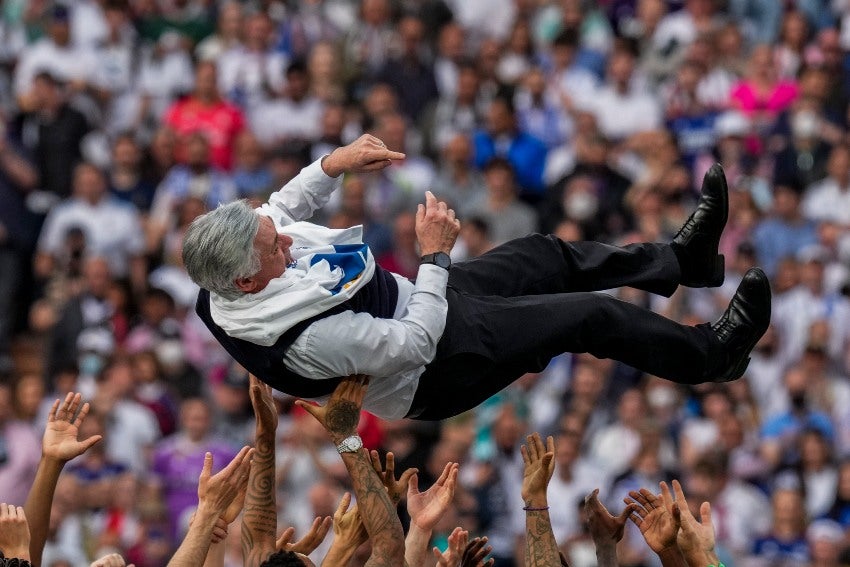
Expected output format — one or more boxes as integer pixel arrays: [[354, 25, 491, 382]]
[[196, 265, 399, 398]]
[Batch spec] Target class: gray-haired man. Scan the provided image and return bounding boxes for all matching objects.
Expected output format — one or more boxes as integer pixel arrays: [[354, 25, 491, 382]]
[[185, 136, 771, 420]]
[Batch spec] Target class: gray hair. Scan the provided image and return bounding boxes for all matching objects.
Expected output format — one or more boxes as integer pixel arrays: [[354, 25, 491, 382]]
[[182, 200, 261, 300]]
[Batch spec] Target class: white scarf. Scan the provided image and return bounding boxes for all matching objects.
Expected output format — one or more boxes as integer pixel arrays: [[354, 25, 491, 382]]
[[209, 221, 375, 346]]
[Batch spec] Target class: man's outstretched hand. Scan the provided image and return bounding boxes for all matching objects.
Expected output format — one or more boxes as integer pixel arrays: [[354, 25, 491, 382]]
[[43, 392, 103, 463], [295, 375, 368, 444], [321, 134, 405, 177]]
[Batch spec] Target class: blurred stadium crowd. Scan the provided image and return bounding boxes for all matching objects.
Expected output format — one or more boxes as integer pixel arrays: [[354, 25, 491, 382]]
[[1, 0, 850, 566]]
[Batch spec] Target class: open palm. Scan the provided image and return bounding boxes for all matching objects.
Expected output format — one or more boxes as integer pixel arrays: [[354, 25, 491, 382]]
[[625, 488, 680, 553], [663, 480, 715, 557], [408, 462, 458, 531], [43, 393, 102, 462]]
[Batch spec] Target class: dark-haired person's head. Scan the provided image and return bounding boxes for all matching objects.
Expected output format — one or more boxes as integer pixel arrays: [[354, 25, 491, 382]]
[[483, 157, 516, 201], [286, 60, 310, 102], [486, 97, 516, 136], [259, 550, 313, 567]]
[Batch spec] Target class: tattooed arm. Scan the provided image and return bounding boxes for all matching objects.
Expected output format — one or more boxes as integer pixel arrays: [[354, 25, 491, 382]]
[[242, 376, 279, 567], [296, 376, 406, 567], [520, 433, 560, 567]]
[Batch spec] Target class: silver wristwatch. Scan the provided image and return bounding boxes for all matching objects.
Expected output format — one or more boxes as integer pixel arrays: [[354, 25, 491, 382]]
[[336, 434, 363, 454]]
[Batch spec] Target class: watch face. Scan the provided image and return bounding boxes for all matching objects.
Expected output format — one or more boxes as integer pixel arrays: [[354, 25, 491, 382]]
[[435, 253, 451, 269]]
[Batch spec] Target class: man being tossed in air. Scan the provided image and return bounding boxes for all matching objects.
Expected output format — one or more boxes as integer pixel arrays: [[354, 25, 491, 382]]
[[184, 134, 771, 420]]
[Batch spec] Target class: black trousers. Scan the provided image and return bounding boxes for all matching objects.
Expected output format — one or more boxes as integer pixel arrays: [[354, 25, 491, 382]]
[[406, 234, 721, 420]]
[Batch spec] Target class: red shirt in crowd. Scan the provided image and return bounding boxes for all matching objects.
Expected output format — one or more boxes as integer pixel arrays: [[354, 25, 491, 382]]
[[163, 97, 245, 170]]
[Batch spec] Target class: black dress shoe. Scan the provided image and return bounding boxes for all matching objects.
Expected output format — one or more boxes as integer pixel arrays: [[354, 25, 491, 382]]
[[706, 267, 771, 382], [672, 163, 729, 287]]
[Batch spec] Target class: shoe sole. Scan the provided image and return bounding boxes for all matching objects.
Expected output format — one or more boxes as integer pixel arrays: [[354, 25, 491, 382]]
[[720, 356, 751, 382]]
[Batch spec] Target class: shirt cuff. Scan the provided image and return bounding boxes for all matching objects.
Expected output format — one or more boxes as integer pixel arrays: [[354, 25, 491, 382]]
[[415, 263, 449, 295], [303, 156, 344, 187]]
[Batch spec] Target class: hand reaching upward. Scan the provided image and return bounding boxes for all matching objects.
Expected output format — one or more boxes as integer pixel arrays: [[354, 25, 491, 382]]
[[520, 433, 555, 505], [408, 462, 459, 531], [370, 450, 418, 504], [585, 489, 636, 547], [625, 488, 680, 554], [43, 393, 102, 463]]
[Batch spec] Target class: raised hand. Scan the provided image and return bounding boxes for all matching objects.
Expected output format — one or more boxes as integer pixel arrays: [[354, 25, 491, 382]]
[[370, 450, 418, 504], [321, 134, 406, 177], [520, 433, 555, 505], [625, 488, 680, 554], [275, 516, 332, 555], [295, 375, 369, 444], [197, 447, 254, 515], [0, 503, 31, 560], [433, 527, 468, 567], [662, 480, 716, 564], [585, 489, 636, 547], [408, 462, 459, 531], [249, 375, 278, 433], [416, 191, 461, 256], [321, 493, 368, 567], [43, 392, 102, 462], [461, 537, 495, 567], [332, 492, 368, 548]]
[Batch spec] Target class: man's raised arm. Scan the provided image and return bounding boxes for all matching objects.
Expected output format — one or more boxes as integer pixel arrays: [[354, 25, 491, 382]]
[[260, 135, 405, 224], [297, 377, 406, 567]]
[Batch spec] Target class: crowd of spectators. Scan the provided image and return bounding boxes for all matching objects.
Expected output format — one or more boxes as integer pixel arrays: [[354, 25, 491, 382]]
[[1, 0, 850, 566]]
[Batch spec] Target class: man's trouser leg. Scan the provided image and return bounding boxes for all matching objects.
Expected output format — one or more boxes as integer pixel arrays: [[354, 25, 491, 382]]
[[407, 291, 721, 420], [447, 233, 681, 298]]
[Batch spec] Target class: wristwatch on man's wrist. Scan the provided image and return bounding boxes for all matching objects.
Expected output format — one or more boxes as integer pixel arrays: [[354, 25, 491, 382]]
[[336, 434, 363, 454], [420, 252, 451, 270]]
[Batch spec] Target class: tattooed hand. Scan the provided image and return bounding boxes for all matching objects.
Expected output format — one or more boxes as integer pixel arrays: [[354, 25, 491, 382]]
[[295, 375, 369, 444]]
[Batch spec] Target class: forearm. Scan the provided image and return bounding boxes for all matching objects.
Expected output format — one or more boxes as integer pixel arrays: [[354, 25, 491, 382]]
[[202, 540, 225, 567], [657, 546, 689, 567], [595, 545, 618, 567], [404, 524, 432, 567], [0, 148, 37, 189], [682, 548, 720, 567], [340, 450, 405, 561], [24, 457, 64, 567], [242, 427, 277, 562], [168, 508, 218, 567], [260, 157, 343, 223], [524, 495, 560, 567]]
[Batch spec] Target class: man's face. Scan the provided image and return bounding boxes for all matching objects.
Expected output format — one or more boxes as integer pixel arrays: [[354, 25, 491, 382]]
[[295, 553, 315, 566], [244, 216, 293, 293]]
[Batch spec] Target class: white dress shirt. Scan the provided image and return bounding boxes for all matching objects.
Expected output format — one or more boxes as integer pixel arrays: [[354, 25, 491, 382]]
[[211, 159, 449, 419]]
